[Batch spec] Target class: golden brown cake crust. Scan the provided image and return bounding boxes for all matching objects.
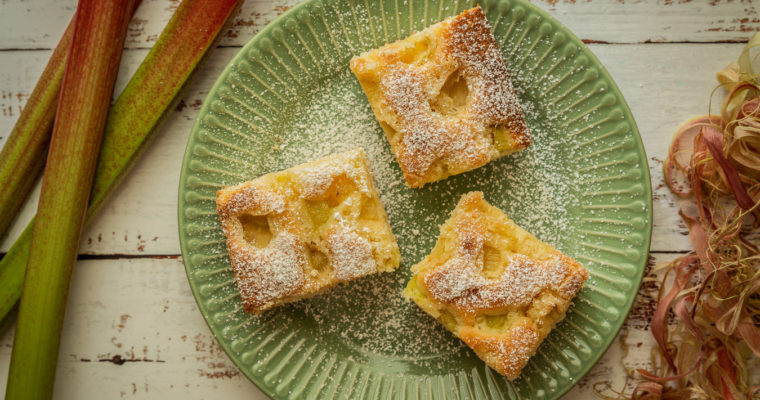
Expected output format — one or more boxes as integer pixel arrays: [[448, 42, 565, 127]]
[[405, 192, 588, 380], [459, 319, 540, 380], [350, 6, 531, 188], [216, 149, 401, 314]]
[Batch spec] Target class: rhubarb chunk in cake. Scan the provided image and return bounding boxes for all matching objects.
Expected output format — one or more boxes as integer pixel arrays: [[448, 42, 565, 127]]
[[350, 6, 531, 188], [216, 149, 401, 314], [404, 192, 587, 379]]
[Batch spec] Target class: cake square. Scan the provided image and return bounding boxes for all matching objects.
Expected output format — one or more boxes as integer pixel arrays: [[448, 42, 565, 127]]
[[350, 6, 531, 188], [216, 149, 401, 314], [404, 192, 587, 379]]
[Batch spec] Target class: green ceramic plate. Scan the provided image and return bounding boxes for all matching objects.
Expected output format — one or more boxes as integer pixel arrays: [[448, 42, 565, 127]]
[[178, 0, 652, 398]]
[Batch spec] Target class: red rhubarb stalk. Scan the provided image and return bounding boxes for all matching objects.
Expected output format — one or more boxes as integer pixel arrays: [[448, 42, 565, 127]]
[[0, 3, 140, 244], [0, 19, 72, 243], [0, 0, 243, 323], [4, 1, 135, 398]]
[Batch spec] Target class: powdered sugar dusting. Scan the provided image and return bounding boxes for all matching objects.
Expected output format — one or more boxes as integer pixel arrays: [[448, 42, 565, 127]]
[[427, 253, 573, 312], [229, 232, 306, 310], [216, 149, 398, 313], [499, 325, 539, 365], [446, 6, 529, 139], [296, 155, 369, 199], [462, 322, 540, 379], [381, 68, 455, 175], [209, 4, 611, 369], [216, 182, 286, 219], [422, 196, 583, 318], [359, 6, 531, 186], [223, 61, 582, 360], [328, 223, 375, 280]]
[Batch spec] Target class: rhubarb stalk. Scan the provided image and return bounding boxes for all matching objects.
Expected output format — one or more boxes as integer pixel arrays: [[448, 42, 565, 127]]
[[4, 0, 134, 398], [0, 0, 243, 323], [0, 22, 72, 243], [0, 4, 140, 245]]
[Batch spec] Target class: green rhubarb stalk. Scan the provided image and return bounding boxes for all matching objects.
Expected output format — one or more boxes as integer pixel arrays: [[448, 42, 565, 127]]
[[0, 19, 72, 243], [5, 0, 135, 398], [0, 3, 140, 245], [0, 0, 243, 323]]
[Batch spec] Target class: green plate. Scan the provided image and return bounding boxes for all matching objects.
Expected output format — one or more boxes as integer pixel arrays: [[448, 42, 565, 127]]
[[178, 0, 652, 398]]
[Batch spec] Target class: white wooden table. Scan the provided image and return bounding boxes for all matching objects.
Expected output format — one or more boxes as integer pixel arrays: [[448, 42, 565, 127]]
[[0, 1, 752, 398]]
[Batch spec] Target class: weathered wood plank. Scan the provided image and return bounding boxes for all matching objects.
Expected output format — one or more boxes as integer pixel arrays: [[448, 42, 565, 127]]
[[0, 254, 675, 399], [0, 1, 743, 398], [0, 0, 298, 51], [0, 258, 264, 399], [2, 43, 741, 254], [0, 0, 758, 49], [540, 0, 759, 44]]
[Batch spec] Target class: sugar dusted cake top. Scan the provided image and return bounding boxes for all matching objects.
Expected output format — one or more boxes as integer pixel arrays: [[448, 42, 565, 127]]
[[405, 192, 587, 379], [216, 148, 400, 313], [351, 6, 531, 188]]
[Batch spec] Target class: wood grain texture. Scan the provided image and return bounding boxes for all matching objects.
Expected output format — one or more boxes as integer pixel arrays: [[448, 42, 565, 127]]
[[0, 258, 262, 399], [0, 0, 299, 50], [0, 0, 743, 398], [0, 0, 757, 49], [537, 0, 760, 43], [1, 44, 744, 254], [0, 254, 679, 399]]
